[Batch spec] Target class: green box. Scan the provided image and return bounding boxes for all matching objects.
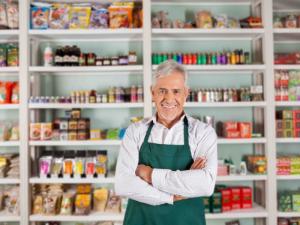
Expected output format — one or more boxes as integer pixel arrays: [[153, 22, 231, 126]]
[[292, 193, 300, 212], [211, 192, 222, 213]]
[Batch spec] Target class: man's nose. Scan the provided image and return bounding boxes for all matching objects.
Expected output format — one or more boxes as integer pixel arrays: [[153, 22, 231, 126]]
[[164, 91, 175, 101]]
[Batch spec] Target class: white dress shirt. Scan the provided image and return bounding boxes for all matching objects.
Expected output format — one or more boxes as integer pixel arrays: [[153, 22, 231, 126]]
[[115, 114, 218, 206]]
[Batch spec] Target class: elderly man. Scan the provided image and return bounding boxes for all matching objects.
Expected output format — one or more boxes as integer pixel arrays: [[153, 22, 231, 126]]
[[115, 60, 218, 225]]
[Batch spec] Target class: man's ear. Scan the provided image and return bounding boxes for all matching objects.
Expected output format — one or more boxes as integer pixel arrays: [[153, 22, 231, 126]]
[[151, 85, 155, 99]]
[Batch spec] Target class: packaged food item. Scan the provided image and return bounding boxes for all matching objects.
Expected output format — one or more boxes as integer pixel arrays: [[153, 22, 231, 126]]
[[96, 150, 108, 177], [4, 186, 19, 214], [51, 152, 64, 178], [74, 151, 85, 178], [9, 122, 19, 141], [60, 193, 73, 215], [59, 118, 68, 130], [68, 130, 77, 141], [0, 45, 7, 67], [63, 151, 75, 177], [195, 11, 213, 28], [7, 44, 19, 66], [107, 128, 119, 140], [43, 194, 61, 215], [285, 15, 297, 28], [105, 191, 121, 213], [215, 15, 227, 28], [30, 123, 41, 140], [71, 108, 81, 119], [0, 122, 9, 141], [108, 3, 133, 28], [77, 129, 89, 140], [6, 3, 18, 29], [59, 130, 68, 141], [75, 194, 91, 215], [39, 155, 52, 177], [78, 118, 90, 130], [0, 4, 8, 29], [32, 195, 43, 214], [31, 3, 51, 29], [89, 5, 109, 29], [93, 188, 108, 212], [227, 17, 240, 28], [85, 151, 96, 177], [238, 122, 252, 138], [49, 4, 70, 29], [41, 123, 52, 140], [77, 184, 91, 194], [11, 82, 19, 104], [69, 4, 92, 29], [90, 129, 101, 140]]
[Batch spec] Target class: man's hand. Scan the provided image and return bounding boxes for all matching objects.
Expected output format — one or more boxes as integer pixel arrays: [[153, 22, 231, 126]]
[[190, 157, 207, 170], [173, 195, 186, 202], [135, 164, 153, 184]]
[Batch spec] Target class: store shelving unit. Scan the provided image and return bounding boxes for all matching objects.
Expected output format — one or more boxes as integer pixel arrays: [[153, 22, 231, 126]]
[[4, 0, 283, 224]]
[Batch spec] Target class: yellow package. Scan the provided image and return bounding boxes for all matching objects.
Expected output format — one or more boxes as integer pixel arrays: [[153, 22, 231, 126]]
[[108, 5, 133, 28], [75, 194, 91, 215], [93, 188, 108, 212], [69, 5, 91, 29]]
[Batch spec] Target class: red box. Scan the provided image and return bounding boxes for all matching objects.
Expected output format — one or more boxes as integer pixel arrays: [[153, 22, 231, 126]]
[[293, 129, 300, 137], [240, 187, 252, 209], [231, 187, 241, 210], [224, 130, 240, 138], [293, 110, 300, 120], [293, 120, 300, 130], [223, 122, 238, 132], [238, 122, 252, 138], [221, 188, 232, 212]]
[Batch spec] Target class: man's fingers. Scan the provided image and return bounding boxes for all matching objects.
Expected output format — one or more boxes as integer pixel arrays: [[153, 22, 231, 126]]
[[191, 158, 207, 169]]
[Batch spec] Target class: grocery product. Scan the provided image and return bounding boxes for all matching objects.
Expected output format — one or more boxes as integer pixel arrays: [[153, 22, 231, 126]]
[[31, 2, 51, 29], [93, 188, 108, 212], [108, 3, 133, 28], [69, 4, 92, 29], [89, 5, 109, 29], [49, 4, 70, 29], [6, 2, 19, 29]]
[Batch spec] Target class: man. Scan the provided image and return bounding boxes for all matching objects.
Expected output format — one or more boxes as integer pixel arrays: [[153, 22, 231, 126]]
[[115, 60, 218, 225]]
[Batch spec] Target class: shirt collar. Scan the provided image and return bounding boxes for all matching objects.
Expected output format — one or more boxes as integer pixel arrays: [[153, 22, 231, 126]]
[[146, 112, 187, 128]]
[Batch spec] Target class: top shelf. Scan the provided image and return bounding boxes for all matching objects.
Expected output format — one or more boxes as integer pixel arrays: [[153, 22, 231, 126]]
[[273, 0, 300, 11], [152, 29, 264, 40], [29, 29, 143, 41], [152, 0, 253, 5]]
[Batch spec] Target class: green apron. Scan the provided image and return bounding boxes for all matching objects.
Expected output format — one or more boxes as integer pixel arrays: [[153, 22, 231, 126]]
[[124, 117, 206, 225]]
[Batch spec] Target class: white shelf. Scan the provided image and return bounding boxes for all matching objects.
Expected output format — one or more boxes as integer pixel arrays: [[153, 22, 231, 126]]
[[0, 141, 20, 147], [153, 64, 266, 71], [29, 29, 143, 40], [206, 204, 267, 219], [30, 205, 266, 221], [276, 138, 300, 143], [30, 212, 124, 222], [217, 138, 266, 144], [0, 178, 20, 184], [152, 0, 253, 5], [152, 28, 264, 39], [0, 67, 19, 73], [185, 102, 266, 108], [273, 29, 300, 34], [29, 140, 121, 146], [0, 30, 19, 40], [274, 65, 300, 70], [275, 101, 300, 107], [29, 139, 265, 146], [30, 177, 115, 184], [29, 65, 143, 73], [277, 212, 300, 218], [29, 103, 143, 109], [30, 175, 266, 184], [217, 174, 267, 181], [0, 104, 19, 109], [0, 211, 20, 222], [277, 175, 300, 180]]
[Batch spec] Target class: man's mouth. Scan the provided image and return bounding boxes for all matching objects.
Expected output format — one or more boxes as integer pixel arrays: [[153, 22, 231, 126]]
[[161, 104, 177, 109]]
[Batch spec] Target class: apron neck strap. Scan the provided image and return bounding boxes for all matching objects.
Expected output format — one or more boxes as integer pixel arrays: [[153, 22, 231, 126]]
[[144, 116, 189, 145]]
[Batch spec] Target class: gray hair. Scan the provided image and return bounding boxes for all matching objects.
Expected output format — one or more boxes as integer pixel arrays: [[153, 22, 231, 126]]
[[153, 60, 188, 86]]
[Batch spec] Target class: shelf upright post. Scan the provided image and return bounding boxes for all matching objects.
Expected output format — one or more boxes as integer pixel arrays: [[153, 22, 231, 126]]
[[262, 0, 277, 224], [19, 0, 30, 224], [143, 0, 152, 118]]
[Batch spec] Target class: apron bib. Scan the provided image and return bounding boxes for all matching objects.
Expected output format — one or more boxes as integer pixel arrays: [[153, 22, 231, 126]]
[[123, 117, 206, 225]]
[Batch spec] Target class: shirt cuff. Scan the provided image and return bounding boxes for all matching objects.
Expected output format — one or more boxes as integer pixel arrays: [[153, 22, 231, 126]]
[[152, 168, 168, 190], [160, 191, 173, 205]]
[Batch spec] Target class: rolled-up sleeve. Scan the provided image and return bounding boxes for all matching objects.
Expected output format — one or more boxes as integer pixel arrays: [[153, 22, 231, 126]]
[[151, 124, 218, 198], [115, 123, 174, 206]]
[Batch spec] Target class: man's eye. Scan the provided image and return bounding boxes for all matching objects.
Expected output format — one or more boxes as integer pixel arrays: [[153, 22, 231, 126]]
[[173, 90, 180, 94], [159, 89, 166, 94]]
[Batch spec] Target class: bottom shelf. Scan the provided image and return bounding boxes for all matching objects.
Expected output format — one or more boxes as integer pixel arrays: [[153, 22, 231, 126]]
[[30, 204, 267, 221]]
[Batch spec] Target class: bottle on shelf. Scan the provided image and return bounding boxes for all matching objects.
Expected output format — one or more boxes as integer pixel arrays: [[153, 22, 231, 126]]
[[43, 44, 53, 67]]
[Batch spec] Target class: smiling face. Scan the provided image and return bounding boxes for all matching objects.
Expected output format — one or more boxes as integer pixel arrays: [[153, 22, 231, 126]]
[[152, 71, 189, 128]]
